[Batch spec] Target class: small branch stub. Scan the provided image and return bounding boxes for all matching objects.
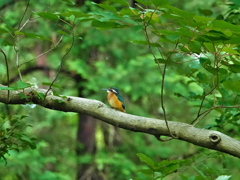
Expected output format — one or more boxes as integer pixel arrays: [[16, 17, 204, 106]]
[[209, 133, 221, 143]]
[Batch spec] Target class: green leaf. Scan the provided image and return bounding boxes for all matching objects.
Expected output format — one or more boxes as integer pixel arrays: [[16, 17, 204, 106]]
[[14, 31, 25, 35], [20, 136, 37, 149], [150, 0, 169, 6], [166, 34, 179, 41], [53, 99, 64, 103], [227, 64, 240, 73], [222, 30, 233, 37], [198, 8, 213, 16], [23, 32, 51, 41], [136, 153, 155, 169], [212, 20, 240, 32], [188, 41, 202, 53], [155, 159, 184, 169], [57, 30, 69, 35], [193, 16, 214, 24], [18, 93, 30, 99], [14, 81, 33, 90], [37, 12, 59, 21], [114, 0, 129, 6], [0, 27, 8, 34], [204, 124, 216, 129], [156, 58, 165, 64], [203, 43, 215, 53], [199, 57, 211, 67], [135, 0, 151, 6], [222, 47, 239, 54], [131, 40, 161, 47], [97, 4, 117, 12], [0, 86, 14, 90], [3, 39, 15, 46], [166, 5, 195, 20], [196, 72, 209, 83], [130, 25, 144, 31], [35, 92, 45, 100], [161, 163, 179, 175], [215, 175, 231, 180], [61, 11, 91, 18], [138, 169, 154, 176], [92, 20, 126, 29], [60, 0, 75, 5], [119, 7, 140, 17], [223, 79, 240, 92], [42, 82, 63, 89]]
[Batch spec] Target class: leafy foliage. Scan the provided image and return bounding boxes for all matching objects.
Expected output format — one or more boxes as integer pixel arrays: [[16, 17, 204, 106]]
[[0, 0, 240, 179], [0, 115, 36, 164], [137, 153, 185, 179]]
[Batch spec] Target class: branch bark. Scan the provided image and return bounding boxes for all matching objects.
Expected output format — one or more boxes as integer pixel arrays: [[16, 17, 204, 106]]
[[0, 85, 240, 158]]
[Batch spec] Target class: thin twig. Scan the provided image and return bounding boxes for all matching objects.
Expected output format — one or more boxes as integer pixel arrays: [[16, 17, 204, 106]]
[[18, 0, 31, 30], [192, 104, 240, 126], [19, 18, 30, 31], [44, 25, 76, 99], [0, 49, 10, 102], [159, 41, 179, 138], [142, 8, 178, 138], [13, 0, 31, 82], [14, 45, 22, 81], [191, 47, 222, 125], [19, 36, 63, 67]]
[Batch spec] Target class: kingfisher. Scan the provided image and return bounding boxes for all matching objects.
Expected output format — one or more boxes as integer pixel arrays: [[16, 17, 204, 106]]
[[102, 87, 126, 112]]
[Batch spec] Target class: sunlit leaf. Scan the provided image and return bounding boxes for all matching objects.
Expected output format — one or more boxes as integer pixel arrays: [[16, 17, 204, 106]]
[[0, 86, 14, 90], [212, 20, 240, 32], [14, 81, 33, 89], [215, 175, 231, 180], [222, 47, 239, 54]]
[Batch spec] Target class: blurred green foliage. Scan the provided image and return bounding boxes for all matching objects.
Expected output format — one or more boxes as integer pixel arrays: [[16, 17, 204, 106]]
[[0, 115, 36, 164], [0, 0, 240, 179]]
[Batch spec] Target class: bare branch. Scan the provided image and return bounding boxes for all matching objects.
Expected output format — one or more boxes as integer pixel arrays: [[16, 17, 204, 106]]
[[0, 86, 240, 158]]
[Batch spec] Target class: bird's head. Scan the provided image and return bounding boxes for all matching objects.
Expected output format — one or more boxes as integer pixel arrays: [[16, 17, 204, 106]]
[[102, 87, 119, 94]]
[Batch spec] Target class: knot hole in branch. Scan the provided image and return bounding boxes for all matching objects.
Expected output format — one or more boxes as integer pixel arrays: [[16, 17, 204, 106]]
[[209, 133, 221, 143]]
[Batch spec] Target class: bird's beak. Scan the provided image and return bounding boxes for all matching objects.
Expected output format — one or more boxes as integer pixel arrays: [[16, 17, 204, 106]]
[[102, 88, 110, 93]]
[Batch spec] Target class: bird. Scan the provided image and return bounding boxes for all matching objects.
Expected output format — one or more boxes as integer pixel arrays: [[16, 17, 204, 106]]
[[102, 87, 126, 112]]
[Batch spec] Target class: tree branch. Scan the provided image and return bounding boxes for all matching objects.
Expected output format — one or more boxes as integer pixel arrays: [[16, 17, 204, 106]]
[[0, 85, 240, 158]]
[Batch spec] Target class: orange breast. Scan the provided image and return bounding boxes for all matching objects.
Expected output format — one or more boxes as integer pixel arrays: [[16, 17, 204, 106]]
[[107, 92, 125, 112]]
